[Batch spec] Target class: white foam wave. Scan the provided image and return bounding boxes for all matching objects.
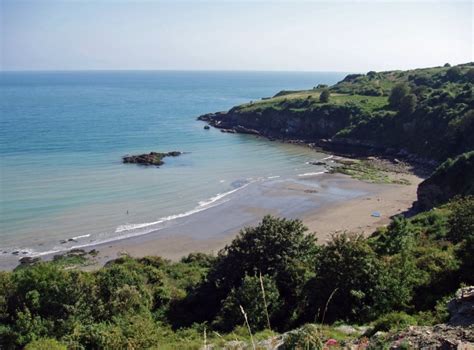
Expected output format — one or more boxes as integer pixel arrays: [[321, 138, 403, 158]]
[[29, 249, 62, 257], [298, 171, 326, 177], [72, 234, 91, 240], [321, 155, 334, 161], [267, 175, 280, 179], [115, 183, 250, 234]]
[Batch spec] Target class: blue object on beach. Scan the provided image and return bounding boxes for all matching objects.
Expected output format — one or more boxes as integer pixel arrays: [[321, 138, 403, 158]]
[[371, 211, 381, 217]]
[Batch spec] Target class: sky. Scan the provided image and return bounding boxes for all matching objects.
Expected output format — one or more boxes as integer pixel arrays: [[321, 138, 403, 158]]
[[1, 0, 472, 72]]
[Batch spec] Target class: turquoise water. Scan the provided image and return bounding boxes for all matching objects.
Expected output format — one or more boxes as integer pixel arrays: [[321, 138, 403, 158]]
[[0, 71, 346, 255]]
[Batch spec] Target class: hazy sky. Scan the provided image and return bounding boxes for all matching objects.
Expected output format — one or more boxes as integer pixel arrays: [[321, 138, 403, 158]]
[[1, 0, 472, 72]]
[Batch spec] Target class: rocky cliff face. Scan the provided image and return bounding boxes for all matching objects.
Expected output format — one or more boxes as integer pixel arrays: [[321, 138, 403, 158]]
[[198, 104, 354, 141], [198, 107, 436, 165], [417, 151, 474, 209]]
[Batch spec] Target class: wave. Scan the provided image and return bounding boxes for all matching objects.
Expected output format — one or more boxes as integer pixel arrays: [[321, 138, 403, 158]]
[[298, 171, 326, 177], [115, 182, 250, 234], [72, 234, 91, 240], [4, 181, 254, 260]]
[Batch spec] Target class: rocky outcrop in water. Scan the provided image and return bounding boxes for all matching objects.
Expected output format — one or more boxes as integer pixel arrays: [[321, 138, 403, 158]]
[[122, 151, 182, 166]]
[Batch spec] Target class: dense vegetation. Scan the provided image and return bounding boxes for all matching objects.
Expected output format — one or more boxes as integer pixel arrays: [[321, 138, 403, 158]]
[[417, 150, 474, 208], [205, 63, 473, 161], [1, 196, 473, 349]]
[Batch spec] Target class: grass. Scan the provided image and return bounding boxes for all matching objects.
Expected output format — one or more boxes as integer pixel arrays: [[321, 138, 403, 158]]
[[236, 90, 388, 114]]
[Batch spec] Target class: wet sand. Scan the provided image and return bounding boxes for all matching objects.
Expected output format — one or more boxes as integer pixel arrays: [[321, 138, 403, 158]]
[[0, 172, 422, 270]]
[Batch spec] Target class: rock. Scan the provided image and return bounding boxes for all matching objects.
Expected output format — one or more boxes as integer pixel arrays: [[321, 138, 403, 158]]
[[122, 151, 182, 166], [19, 256, 40, 266], [204, 125, 210, 130], [309, 161, 326, 166], [334, 325, 358, 335], [448, 286, 474, 326], [233, 125, 260, 135], [88, 249, 99, 257], [12, 251, 19, 255], [386, 324, 474, 350], [68, 249, 87, 256]]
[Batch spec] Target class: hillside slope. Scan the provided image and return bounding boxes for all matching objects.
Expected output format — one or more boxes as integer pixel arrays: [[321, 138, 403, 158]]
[[199, 63, 474, 162]]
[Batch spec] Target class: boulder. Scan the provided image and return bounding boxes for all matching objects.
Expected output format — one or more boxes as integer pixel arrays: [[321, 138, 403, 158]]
[[122, 151, 182, 166], [448, 286, 474, 326]]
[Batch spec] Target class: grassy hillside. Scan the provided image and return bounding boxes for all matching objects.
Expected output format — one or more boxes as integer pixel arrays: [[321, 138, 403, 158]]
[[201, 62, 474, 161]]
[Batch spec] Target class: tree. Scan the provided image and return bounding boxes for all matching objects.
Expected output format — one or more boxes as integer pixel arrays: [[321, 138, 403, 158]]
[[303, 234, 384, 323], [448, 196, 474, 243], [446, 66, 462, 81], [214, 275, 282, 332], [389, 83, 410, 109], [319, 89, 330, 103], [466, 68, 474, 83], [174, 216, 319, 329], [399, 93, 418, 114]]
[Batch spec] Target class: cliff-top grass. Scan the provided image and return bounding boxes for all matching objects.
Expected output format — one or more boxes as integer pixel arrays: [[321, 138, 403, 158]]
[[236, 90, 388, 113]]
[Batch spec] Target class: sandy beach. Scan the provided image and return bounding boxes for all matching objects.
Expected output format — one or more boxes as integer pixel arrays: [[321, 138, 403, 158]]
[[10, 169, 422, 270], [0, 164, 423, 271]]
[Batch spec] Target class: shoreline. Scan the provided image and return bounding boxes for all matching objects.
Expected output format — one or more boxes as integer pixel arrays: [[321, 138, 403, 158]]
[[0, 169, 423, 271]]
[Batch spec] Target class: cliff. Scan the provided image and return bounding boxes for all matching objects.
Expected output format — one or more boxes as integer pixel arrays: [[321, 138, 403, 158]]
[[199, 63, 474, 163]]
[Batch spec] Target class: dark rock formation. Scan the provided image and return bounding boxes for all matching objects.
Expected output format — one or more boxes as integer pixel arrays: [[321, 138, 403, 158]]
[[122, 151, 182, 166], [417, 151, 474, 209], [448, 286, 474, 327]]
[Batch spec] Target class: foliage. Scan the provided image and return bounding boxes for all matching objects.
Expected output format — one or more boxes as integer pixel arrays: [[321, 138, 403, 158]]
[[222, 62, 473, 162], [282, 324, 324, 350], [24, 338, 67, 350], [319, 88, 331, 103], [417, 151, 474, 208], [214, 274, 282, 332], [173, 215, 318, 330], [368, 312, 417, 336], [0, 197, 473, 348], [303, 234, 385, 323], [388, 83, 410, 109]]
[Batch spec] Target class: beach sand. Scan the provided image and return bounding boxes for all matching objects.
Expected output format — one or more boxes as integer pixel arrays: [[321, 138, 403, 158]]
[[1, 171, 423, 270], [77, 173, 423, 269]]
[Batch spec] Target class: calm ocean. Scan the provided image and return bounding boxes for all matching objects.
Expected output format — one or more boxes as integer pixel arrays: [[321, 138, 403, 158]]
[[0, 70, 346, 256]]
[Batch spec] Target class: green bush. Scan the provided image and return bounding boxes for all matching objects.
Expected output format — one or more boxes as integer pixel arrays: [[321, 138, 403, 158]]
[[388, 83, 410, 109], [24, 338, 67, 350], [304, 234, 384, 323], [283, 324, 324, 350], [214, 274, 282, 332], [319, 89, 331, 103], [369, 312, 417, 335]]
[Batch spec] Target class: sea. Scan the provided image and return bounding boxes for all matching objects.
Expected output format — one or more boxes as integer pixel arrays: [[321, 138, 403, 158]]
[[0, 70, 347, 257]]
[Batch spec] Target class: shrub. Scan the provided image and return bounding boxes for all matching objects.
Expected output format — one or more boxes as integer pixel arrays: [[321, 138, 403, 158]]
[[172, 216, 318, 329], [24, 338, 67, 350], [320, 89, 331, 103], [445, 66, 462, 81], [389, 83, 410, 109], [283, 324, 324, 350], [304, 234, 384, 323], [399, 93, 417, 114], [368, 312, 417, 336], [214, 274, 282, 332], [447, 196, 474, 243]]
